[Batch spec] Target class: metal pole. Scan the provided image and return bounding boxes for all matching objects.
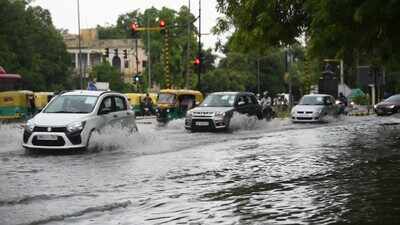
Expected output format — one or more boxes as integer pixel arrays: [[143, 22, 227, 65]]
[[257, 58, 260, 95], [197, 0, 201, 91], [340, 59, 344, 94], [147, 17, 151, 91], [135, 38, 139, 92], [185, 0, 191, 89], [77, 0, 83, 90]]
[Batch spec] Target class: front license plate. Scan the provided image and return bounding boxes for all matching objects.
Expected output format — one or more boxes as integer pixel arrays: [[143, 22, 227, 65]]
[[37, 135, 58, 141], [196, 121, 209, 126]]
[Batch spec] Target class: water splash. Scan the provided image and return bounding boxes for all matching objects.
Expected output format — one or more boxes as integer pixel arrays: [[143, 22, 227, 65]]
[[88, 125, 178, 155], [0, 122, 24, 153]]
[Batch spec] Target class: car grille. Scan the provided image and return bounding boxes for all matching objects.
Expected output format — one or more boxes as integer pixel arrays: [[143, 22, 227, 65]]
[[297, 111, 313, 114], [295, 117, 313, 120], [32, 136, 65, 146], [33, 126, 67, 132], [192, 112, 213, 118]]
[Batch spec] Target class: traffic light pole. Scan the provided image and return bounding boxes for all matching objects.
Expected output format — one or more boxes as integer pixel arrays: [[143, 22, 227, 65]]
[[197, 0, 201, 91]]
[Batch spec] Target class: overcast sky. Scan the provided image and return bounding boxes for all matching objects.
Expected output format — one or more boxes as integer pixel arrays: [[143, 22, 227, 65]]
[[31, 0, 228, 51]]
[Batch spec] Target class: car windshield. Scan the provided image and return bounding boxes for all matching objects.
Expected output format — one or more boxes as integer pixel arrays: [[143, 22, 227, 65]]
[[385, 95, 400, 102], [200, 94, 236, 107], [158, 93, 176, 104], [43, 95, 98, 113], [299, 96, 326, 105]]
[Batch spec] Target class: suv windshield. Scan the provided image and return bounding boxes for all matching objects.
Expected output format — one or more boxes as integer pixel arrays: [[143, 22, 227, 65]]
[[299, 96, 326, 105], [158, 93, 176, 104], [200, 94, 236, 107], [44, 95, 98, 113]]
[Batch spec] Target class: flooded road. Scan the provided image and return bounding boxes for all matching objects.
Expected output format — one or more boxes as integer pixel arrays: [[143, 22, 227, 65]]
[[1, 115, 400, 225]]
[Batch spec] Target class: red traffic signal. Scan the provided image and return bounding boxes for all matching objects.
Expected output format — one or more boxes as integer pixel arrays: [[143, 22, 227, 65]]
[[130, 23, 138, 31], [159, 20, 166, 28], [194, 57, 200, 65]]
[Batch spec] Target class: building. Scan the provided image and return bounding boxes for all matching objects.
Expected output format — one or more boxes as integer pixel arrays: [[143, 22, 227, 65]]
[[63, 29, 147, 83]]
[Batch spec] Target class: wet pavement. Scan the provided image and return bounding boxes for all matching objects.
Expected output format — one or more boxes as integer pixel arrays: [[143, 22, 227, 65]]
[[1, 115, 400, 225]]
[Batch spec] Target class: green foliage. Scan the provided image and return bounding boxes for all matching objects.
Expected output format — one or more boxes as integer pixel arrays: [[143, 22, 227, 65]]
[[352, 95, 369, 106], [90, 62, 125, 92], [215, 0, 400, 65], [0, 0, 72, 91]]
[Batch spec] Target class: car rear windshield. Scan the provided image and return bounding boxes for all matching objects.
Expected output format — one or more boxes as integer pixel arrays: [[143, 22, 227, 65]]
[[385, 95, 400, 102], [200, 94, 236, 107], [43, 95, 98, 113]]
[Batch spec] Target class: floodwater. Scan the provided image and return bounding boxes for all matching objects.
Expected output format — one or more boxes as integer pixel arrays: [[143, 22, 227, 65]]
[[1, 114, 400, 225]]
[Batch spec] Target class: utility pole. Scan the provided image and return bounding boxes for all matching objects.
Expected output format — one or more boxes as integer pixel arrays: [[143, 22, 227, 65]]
[[147, 17, 151, 91], [77, 0, 83, 90], [197, 0, 201, 91], [185, 0, 191, 89]]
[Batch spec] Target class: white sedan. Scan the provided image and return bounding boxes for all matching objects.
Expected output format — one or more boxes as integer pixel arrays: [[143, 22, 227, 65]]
[[291, 94, 339, 122]]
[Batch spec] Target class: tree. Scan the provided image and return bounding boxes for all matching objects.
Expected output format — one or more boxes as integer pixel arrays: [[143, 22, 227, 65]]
[[0, 0, 72, 91], [90, 62, 125, 92]]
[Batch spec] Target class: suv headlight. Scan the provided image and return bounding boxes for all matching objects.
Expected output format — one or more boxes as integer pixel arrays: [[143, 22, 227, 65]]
[[67, 121, 85, 133], [215, 112, 226, 118], [25, 120, 35, 132], [186, 111, 193, 118], [388, 105, 395, 109]]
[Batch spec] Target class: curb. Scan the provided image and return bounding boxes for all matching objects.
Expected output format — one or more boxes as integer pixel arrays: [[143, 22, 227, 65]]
[[348, 112, 371, 116]]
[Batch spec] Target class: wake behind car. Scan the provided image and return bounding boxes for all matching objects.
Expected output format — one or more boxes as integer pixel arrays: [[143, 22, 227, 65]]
[[375, 94, 400, 116], [22, 90, 137, 150], [291, 94, 339, 122], [185, 92, 262, 130]]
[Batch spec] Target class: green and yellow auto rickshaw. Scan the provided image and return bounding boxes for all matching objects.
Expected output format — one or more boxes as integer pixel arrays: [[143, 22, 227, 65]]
[[34, 92, 54, 111], [126, 93, 158, 116], [0, 90, 35, 120], [125, 93, 143, 115], [156, 89, 203, 123]]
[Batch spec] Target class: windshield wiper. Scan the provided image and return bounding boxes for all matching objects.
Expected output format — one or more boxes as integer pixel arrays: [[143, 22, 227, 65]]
[[46, 111, 74, 113]]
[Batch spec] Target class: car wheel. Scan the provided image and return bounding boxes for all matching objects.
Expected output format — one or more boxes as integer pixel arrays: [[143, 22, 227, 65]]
[[84, 130, 95, 151]]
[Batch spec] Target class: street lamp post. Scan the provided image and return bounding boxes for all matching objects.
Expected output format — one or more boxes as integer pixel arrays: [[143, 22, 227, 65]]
[[77, 0, 83, 90]]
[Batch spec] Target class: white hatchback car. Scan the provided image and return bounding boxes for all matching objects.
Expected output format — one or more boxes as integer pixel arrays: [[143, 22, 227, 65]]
[[291, 94, 339, 122], [22, 90, 137, 150]]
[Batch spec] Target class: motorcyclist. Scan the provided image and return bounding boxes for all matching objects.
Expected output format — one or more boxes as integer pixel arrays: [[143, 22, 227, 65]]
[[260, 91, 273, 120], [337, 92, 348, 114], [142, 93, 154, 115]]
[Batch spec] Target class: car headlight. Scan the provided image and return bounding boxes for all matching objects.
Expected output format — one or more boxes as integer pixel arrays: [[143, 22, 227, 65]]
[[388, 105, 396, 109], [186, 111, 193, 118], [215, 112, 226, 118], [67, 121, 85, 133], [25, 120, 35, 132], [166, 109, 170, 113]]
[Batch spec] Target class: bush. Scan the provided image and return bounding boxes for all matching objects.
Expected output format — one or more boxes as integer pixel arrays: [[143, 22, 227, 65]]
[[352, 95, 369, 105]]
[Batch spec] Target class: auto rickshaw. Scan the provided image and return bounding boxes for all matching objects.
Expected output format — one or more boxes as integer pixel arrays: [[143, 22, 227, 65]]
[[125, 93, 158, 116], [156, 89, 203, 123], [34, 92, 54, 111], [0, 90, 35, 120]]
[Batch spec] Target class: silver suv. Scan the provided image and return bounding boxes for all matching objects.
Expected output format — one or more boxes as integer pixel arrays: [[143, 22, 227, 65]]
[[185, 92, 262, 130]]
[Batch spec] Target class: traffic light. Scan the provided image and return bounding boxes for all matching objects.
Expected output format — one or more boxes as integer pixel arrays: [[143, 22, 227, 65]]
[[194, 57, 200, 66], [104, 48, 109, 58], [114, 48, 118, 56], [159, 19, 166, 34], [123, 49, 128, 59], [130, 22, 139, 38]]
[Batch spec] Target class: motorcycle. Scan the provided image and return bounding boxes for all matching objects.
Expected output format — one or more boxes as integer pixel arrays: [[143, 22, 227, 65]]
[[335, 100, 347, 115]]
